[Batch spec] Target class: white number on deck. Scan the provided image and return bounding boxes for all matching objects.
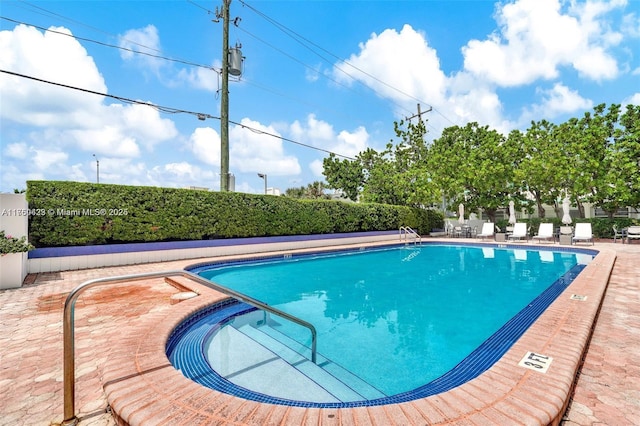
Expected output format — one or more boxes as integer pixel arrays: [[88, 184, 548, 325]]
[[518, 351, 553, 373]]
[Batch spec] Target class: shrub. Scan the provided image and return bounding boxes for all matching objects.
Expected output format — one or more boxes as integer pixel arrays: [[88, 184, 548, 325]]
[[26, 181, 443, 247]]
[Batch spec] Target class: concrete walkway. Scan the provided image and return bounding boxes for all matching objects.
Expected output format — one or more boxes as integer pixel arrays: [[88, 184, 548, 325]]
[[0, 240, 638, 425], [560, 243, 640, 425]]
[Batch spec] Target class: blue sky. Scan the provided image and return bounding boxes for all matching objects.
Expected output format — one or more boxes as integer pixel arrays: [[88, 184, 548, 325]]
[[1, 0, 639, 195]]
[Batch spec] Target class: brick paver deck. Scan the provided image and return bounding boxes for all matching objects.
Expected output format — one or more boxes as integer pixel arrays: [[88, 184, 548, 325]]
[[0, 239, 637, 425]]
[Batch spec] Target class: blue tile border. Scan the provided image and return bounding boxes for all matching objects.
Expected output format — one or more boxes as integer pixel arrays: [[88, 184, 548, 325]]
[[167, 243, 595, 408], [28, 231, 397, 259]]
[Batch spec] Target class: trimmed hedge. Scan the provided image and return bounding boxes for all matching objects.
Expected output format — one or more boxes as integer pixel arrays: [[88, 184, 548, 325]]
[[26, 181, 443, 247]]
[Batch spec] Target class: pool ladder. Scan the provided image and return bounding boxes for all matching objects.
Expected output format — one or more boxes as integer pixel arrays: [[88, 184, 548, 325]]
[[60, 270, 317, 425], [400, 226, 422, 245]]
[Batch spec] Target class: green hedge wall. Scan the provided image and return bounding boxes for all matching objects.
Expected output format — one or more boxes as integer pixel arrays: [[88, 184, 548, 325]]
[[26, 181, 442, 247]]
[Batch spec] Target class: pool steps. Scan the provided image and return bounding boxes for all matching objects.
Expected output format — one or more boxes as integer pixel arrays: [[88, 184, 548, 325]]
[[207, 309, 385, 402]]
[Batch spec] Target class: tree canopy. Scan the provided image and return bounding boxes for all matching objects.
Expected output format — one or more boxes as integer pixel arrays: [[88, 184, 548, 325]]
[[322, 103, 640, 219]]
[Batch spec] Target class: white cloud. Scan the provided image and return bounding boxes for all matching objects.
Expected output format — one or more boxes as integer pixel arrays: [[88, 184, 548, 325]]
[[462, 0, 623, 86], [309, 159, 325, 177], [175, 65, 218, 91], [623, 92, 640, 105], [66, 126, 141, 157], [520, 83, 593, 124], [305, 64, 322, 82], [289, 114, 369, 158], [119, 25, 219, 91], [152, 162, 215, 188], [335, 127, 369, 158], [230, 118, 301, 175], [189, 127, 221, 167], [334, 24, 447, 111], [0, 24, 106, 127], [0, 23, 179, 165], [4, 143, 28, 159], [331, 0, 630, 136], [119, 104, 178, 149], [32, 148, 68, 171], [118, 25, 164, 73], [621, 11, 640, 37]]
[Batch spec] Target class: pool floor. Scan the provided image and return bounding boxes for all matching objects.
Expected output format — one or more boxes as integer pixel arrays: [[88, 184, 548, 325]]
[[96, 240, 617, 425]]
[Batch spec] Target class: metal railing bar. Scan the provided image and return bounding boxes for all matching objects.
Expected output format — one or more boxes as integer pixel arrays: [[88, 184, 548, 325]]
[[62, 269, 317, 425], [399, 226, 421, 244]]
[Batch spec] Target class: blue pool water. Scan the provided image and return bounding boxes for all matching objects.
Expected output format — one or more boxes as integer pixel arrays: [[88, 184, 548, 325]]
[[168, 244, 594, 407]]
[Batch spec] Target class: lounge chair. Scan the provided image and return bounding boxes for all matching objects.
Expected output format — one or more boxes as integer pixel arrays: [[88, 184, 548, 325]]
[[627, 226, 640, 244], [572, 223, 593, 245], [508, 222, 528, 241], [476, 222, 495, 240], [532, 223, 554, 243]]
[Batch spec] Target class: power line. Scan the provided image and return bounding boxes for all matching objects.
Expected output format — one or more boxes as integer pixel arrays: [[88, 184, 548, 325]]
[[235, 1, 459, 131], [238, 2, 416, 106], [187, 0, 415, 117], [5, 5, 373, 132], [229, 119, 354, 160], [17, 0, 164, 56], [0, 69, 356, 160], [0, 16, 220, 74]]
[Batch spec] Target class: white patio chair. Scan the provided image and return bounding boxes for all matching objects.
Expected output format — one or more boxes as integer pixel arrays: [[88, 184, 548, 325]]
[[508, 222, 528, 242], [476, 222, 495, 240], [532, 223, 554, 243], [626, 226, 640, 244], [572, 223, 594, 245]]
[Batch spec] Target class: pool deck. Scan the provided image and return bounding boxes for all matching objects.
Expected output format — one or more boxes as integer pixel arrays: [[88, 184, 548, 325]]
[[1, 238, 638, 425]]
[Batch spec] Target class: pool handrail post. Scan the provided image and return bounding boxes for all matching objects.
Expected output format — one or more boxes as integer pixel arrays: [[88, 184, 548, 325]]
[[399, 226, 421, 244], [62, 270, 317, 424]]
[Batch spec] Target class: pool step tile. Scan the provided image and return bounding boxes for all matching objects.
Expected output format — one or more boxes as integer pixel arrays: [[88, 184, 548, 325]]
[[238, 318, 386, 400], [208, 324, 342, 403]]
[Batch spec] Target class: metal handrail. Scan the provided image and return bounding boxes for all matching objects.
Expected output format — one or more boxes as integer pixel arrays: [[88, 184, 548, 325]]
[[62, 270, 318, 425], [399, 226, 421, 244]]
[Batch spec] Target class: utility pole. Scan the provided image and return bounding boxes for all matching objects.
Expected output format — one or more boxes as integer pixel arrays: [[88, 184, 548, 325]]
[[92, 154, 99, 184], [219, 0, 231, 192], [406, 103, 432, 124]]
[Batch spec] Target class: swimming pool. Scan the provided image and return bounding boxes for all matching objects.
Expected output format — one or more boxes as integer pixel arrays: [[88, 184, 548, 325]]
[[167, 243, 595, 408]]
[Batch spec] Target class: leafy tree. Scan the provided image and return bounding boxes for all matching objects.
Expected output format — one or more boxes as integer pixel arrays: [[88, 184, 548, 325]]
[[557, 104, 621, 217], [323, 119, 439, 207], [512, 121, 567, 218], [360, 119, 438, 207], [322, 151, 368, 201], [600, 103, 640, 216], [284, 181, 332, 199], [324, 102, 636, 221], [283, 186, 305, 199], [428, 122, 516, 222]]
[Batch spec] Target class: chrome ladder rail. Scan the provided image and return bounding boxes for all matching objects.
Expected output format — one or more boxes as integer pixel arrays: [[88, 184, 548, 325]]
[[399, 226, 422, 245], [61, 270, 318, 425]]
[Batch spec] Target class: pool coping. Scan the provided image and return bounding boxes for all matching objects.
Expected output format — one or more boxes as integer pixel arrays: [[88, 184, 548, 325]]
[[101, 241, 616, 425]]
